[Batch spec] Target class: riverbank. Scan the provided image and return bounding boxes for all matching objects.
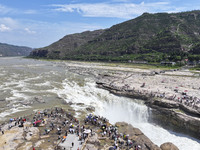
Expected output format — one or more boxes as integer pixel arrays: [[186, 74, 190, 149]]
[[0, 107, 178, 150], [95, 69, 200, 139], [0, 57, 199, 149]]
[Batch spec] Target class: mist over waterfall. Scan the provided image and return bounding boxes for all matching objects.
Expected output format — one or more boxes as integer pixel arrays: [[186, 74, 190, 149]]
[[95, 97, 150, 124]]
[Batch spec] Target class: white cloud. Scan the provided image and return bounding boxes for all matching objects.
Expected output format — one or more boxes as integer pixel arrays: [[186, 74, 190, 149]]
[[0, 24, 11, 32], [24, 28, 36, 34], [0, 4, 38, 15], [0, 4, 13, 14], [24, 10, 38, 14], [51, 1, 178, 19], [0, 17, 19, 30], [0, 17, 17, 25], [0, 16, 103, 47]]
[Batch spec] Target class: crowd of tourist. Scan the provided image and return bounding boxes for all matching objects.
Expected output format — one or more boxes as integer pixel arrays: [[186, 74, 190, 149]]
[[0, 107, 143, 150], [84, 113, 142, 150], [108, 82, 200, 111]]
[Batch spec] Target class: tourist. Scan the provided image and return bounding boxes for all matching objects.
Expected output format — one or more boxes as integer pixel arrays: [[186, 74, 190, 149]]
[[65, 130, 68, 136], [62, 136, 66, 143]]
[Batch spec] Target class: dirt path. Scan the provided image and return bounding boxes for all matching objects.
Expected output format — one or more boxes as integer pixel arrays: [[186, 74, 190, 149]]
[[59, 134, 82, 150]]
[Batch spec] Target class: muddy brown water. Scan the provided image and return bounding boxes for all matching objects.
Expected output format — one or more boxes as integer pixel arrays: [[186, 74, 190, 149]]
[[0, 57, 200, 150]]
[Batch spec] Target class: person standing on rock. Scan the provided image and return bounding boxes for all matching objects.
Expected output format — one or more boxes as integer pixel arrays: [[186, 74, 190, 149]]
[[72, 142, 74, 147], [65, 130, 68, 136]]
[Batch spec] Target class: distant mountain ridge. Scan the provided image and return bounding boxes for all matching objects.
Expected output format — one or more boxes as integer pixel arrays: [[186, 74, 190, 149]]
[[30, 10, 200, 62], [30, 30, 105, 59], [0, 43, 32, 57]]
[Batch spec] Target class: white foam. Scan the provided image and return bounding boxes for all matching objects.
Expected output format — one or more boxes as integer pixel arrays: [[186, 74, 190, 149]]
[[95, 97, 200, 150], [52, 78, 200, 150], [0, 57, 199, 150], [50, 79, 104, 110], [26, 64, 47, 67], [0, 105, 31, 120], [34, 81, 51, 86]]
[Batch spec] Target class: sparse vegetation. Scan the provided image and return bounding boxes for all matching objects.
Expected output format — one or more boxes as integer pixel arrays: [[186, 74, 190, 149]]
[[30, 10, 200, 63]]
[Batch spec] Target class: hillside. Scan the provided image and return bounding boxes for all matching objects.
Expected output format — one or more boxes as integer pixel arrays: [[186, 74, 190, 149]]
[[30, 30, 105, 59], [30, 10, 200, 62], [0, 43, 32, 57]]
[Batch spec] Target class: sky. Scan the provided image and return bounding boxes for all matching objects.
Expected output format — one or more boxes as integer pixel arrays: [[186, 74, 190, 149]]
[[0, 0, 200, 48]]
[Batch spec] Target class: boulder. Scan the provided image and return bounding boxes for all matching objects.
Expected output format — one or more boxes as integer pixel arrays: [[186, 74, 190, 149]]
[[76, 103, 84, 106], [115, 122, 161, 150], [85, 144, 98, 150], [86, 106, 95, 112], [160, 142, 179, 150], [33, 96, 45, 103], [87, 133, 100, 146], [67, 101, 73, 105]]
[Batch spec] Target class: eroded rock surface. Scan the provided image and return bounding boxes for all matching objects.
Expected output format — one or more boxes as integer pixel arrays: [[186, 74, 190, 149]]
[[160, 142, 179, 150]]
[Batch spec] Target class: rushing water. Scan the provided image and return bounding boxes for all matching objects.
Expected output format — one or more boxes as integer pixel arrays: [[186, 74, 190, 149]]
[[0, 57, 200, 150]]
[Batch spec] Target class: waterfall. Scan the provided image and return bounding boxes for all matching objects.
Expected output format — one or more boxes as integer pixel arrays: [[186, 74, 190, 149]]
[[0, 57, 199, 150], [59, 80, 200, 150], [95, 97, 150, 124]]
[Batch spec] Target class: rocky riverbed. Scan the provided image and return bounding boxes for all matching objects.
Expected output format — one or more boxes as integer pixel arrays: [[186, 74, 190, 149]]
[[0, 107, 178, 150], [50, 60, 200, 140], [0, 58, 199, 149], [95, 68, 200, 139]]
